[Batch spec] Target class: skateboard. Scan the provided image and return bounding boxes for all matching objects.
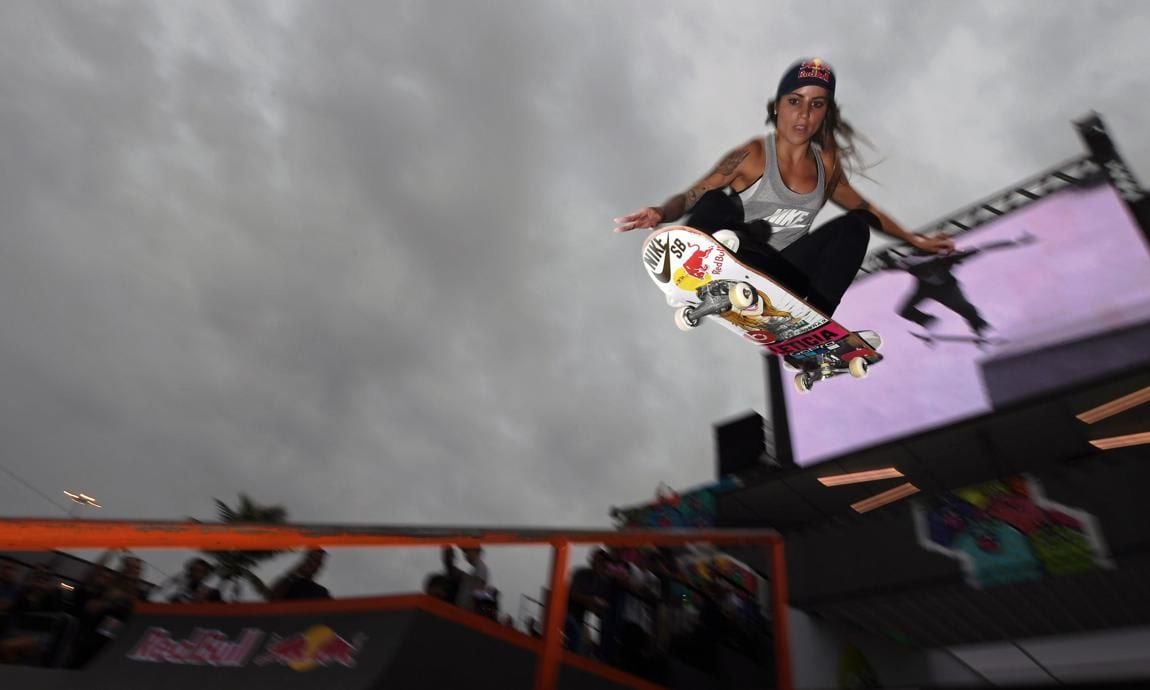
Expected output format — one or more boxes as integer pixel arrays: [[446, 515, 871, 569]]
[[641, 226, 882, 393], [908, 331, 1006, 351]]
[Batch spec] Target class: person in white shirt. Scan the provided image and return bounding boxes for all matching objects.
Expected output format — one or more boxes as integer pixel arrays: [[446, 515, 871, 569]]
[[455, 546, 490, 612]]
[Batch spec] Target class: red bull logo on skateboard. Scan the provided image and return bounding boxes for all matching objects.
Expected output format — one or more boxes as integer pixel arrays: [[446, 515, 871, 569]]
[[673, 243, 722, 292], [680, 243, 714, 279]]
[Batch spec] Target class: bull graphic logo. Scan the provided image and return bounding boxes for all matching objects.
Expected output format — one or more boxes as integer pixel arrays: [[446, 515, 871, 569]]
[[673, 244, 716, 292], [681, 244, 713, 279], [255, 625, 364, 672]]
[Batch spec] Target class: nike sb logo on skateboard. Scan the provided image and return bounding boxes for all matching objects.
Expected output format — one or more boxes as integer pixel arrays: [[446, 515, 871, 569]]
[[644, 237, 672, 283], [646, 236, 726, 284]]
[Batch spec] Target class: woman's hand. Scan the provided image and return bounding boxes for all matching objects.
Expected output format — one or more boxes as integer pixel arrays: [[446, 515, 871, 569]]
[[613, 207, 663, 233]]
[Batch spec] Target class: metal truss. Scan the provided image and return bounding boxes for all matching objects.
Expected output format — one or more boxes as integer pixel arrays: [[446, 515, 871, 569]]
[[858, 155, 1105, 275]]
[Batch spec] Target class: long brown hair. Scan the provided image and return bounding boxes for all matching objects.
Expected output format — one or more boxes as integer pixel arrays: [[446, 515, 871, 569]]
[[766, 98, 869, 200]]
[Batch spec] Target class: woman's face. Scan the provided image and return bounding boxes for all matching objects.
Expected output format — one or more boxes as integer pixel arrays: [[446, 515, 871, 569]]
[[775, 85, 830, 144]]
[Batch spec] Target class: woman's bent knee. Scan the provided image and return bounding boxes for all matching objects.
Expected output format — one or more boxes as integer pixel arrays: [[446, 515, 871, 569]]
[[685, 190, 745, 233]]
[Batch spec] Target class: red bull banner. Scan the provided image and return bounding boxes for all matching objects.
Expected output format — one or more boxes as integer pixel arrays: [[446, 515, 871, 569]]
[[86, 602, 409, 690], [125, 623, 366, 670], [2, 596, 649, 690]]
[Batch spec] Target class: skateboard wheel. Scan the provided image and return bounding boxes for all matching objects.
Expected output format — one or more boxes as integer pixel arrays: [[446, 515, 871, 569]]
[[729, 282, 757, 311], [848, 357, 869, 379], [674, 306, 699, 331], [793, 373, 812, 394]]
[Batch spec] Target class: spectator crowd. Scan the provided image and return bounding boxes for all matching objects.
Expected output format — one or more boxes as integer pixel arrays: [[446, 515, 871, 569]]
[[420, 544, 770, 685], [560, 546, 770, 685], [4, 541, 766, 685]]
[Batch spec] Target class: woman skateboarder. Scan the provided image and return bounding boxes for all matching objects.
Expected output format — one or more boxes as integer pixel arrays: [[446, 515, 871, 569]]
[[615, 58, 954, 318]]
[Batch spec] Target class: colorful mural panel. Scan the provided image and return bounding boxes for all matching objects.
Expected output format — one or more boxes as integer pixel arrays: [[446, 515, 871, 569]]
[[913, 475, 1111, 588]]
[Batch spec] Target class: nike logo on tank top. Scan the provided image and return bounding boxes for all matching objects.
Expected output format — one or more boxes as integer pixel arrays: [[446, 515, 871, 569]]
[[737, 133, 826, 251]]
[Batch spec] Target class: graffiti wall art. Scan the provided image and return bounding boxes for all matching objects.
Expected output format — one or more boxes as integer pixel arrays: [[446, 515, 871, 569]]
[[913, 475, 1112, 588]]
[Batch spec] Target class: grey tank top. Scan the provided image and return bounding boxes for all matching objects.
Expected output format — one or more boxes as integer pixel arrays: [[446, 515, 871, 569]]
[[737, 133, 827, 251]]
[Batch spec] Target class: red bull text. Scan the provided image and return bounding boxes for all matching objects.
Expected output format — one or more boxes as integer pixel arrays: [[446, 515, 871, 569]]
[[125, 624, 365, 671], [127, 627, 264, 667]]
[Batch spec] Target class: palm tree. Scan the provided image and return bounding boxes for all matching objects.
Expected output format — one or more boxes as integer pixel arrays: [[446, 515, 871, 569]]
[[202, 493, 289, 601]]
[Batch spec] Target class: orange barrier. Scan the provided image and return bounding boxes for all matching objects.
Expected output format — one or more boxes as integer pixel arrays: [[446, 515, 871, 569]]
[[0, 519, 789, 690]]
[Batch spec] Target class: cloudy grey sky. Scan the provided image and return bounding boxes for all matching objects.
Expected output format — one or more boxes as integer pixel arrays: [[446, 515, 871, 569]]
[[1, 1, 1148, 612]]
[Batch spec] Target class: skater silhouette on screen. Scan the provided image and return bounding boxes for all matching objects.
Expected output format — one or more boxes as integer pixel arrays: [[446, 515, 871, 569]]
[[875, 232, 1036, 337]]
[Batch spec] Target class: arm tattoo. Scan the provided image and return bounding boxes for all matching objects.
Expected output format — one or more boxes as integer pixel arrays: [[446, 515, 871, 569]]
[[660, 148, 748, 220], [717, 149, 749, 176], [666, 182, 710, 219], [857, 200, 872, 211], [684, 185, 709, 209]]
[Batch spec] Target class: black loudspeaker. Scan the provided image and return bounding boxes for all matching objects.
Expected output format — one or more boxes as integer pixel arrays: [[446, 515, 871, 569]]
[[715, 411, 766, 478]]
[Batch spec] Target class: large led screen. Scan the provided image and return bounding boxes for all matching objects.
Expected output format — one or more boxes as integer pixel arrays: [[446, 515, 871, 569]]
[[782, 183, 1150, 466]]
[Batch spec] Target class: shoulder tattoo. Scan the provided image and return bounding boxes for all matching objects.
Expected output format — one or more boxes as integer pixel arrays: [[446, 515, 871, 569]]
[[717, 148, 750, 176]]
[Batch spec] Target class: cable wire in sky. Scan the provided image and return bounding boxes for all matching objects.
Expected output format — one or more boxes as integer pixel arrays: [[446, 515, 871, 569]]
[[0, 462, 73, 514]]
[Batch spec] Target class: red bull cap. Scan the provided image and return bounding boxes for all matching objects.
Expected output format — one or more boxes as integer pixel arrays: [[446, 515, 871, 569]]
[[776, 58, 836, 101]]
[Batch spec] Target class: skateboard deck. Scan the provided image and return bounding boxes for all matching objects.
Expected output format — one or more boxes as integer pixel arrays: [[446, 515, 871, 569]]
[[641, 225, 882, 392], [909, 331, 1006, 350]]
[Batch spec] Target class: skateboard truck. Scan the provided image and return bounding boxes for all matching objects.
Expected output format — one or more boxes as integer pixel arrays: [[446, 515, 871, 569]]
[[673, 281, 760, 331], [792, 348, 872, 394]]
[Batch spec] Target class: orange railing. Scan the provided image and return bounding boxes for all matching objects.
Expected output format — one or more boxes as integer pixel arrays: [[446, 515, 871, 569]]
[[0, 519, 790, 690]]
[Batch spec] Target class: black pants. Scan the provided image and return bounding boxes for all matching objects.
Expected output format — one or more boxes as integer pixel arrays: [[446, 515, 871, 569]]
[[685, 190, 873, 315], [898, 279, 989, 332]]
